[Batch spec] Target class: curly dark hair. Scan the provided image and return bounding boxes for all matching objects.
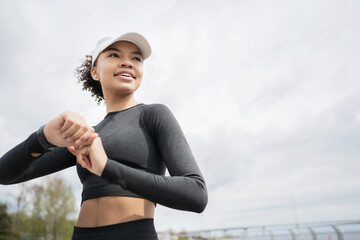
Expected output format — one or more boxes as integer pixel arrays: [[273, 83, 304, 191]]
[[75, 55, 104, 104]]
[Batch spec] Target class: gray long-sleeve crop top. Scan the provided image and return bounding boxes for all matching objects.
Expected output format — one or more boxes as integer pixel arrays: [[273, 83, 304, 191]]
[[0, 104, 208, 213]]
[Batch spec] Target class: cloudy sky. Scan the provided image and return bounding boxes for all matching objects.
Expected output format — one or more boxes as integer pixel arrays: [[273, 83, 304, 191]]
[[0, 0, 359, 233]]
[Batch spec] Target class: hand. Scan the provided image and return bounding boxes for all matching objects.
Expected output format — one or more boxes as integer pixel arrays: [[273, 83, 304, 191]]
[[67, 137, 108, 176], [43, 111, 97, 148]]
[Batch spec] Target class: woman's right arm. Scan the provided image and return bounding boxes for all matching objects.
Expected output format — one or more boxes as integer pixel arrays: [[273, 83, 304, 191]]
[[0, 111, 97, 185], [0, 133, 75, 184]]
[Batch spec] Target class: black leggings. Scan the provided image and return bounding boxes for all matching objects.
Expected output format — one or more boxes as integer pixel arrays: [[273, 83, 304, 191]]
[[71, 218, 158, 240]]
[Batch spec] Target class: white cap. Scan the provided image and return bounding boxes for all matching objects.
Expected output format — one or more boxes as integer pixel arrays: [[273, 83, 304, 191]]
[[91, 32, 151, 66]]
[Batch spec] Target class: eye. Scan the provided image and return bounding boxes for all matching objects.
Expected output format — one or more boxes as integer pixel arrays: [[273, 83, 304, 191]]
[[109, 53, 119, 58], [133, 57, 143, 62]]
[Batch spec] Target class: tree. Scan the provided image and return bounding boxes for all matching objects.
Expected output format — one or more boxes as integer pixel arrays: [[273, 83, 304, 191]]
[[13, 183, 31, 236], [29, 184, 46, 239], [11, 176, 77, 240], [0, 203, 19, 240], [42, 176, 76, 240], [178, 230, 189, 240]]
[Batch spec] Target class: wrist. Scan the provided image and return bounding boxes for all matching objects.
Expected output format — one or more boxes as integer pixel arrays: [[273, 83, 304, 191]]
[[36, 125, 56, 150], [98, 158, 108, 176]]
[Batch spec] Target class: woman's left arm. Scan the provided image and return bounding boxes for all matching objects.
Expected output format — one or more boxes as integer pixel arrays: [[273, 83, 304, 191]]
[[102, 155, 207, 213], [70, 104, 208, 213]]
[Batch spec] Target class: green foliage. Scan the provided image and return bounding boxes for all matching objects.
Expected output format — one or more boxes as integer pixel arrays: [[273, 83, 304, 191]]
[[7, 176, 77, 240], [178, 230, 189, 240], [0, 203, 19, 240]]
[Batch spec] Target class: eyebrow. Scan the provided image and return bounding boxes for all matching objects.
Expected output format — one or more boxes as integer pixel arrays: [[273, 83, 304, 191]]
[[105, 47, 143, 57]]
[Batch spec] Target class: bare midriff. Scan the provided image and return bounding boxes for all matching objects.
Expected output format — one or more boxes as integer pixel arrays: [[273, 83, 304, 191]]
[[75, 196, 155, 227]]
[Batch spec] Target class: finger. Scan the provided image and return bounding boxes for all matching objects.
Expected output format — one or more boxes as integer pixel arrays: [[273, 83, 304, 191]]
[[84, 153, 92, 168], [59, 111, 76, 133], [74, 128, 96, 146], [79, 153, 92, 168], [67, 146, 76, 156], [77, 154, 89, 168], [76, 147, 91, 168], [75, 145, 89, 154], [63, 122, 90, 143], [62, 122, 83, 139], [69, 126, 91, 143], [60, 112, 87, 135], [78, 132, 98, 146]]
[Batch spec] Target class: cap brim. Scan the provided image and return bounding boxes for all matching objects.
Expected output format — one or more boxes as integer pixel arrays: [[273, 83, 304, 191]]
[[92, 32, 151, 66]]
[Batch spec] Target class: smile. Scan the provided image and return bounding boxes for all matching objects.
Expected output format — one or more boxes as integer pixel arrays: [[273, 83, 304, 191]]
[[114, 70, 135, 79]]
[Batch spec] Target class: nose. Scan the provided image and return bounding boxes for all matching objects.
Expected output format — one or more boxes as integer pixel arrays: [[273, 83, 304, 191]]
[[119, 59, 133, 69]]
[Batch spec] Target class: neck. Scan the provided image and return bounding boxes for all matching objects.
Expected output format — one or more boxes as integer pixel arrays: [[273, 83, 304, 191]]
[[104, 93, 139, 113]]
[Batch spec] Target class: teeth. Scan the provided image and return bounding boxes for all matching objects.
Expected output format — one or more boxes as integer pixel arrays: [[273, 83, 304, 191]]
[[120, 73, 131, 77]]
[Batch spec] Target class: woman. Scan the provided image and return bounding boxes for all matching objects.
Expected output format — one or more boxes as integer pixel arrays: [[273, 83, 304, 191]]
[[0, 32, 208, 239]]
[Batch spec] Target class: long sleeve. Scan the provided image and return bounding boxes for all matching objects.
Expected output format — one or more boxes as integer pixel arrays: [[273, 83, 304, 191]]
[[0, 130, 76, 185], [101, 104, 208, 213]]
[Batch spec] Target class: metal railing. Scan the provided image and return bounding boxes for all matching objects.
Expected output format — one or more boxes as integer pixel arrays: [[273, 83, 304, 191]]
[[158, 220, 360, 240]]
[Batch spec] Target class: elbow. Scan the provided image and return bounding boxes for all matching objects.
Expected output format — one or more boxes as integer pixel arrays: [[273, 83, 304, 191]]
[[0, 178, 19, 185], [0, 173, 22, 185], [190, 177, 208, 213], [192, 188, 208, 213], [0, 174, 10, 185], [173, 185, 208, 213], [0, 179, 15, 185]]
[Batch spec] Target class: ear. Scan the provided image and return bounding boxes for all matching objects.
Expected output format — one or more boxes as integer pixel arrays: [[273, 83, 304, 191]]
[[91, 67, 100, 81]]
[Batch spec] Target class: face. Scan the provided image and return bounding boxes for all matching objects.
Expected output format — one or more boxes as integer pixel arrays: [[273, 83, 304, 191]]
[[91, 41, 143, 99]]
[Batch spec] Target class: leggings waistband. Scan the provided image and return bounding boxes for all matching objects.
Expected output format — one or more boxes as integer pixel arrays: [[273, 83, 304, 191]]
[[72, 218, 158, 240]]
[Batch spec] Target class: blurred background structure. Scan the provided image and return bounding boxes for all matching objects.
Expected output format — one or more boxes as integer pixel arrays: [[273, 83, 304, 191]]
[[158, 220, 360, 240]]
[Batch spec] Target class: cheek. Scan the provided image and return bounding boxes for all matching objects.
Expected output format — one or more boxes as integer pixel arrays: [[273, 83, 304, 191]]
[[137, 65, 144, 77], [98, 65, 114, 80]]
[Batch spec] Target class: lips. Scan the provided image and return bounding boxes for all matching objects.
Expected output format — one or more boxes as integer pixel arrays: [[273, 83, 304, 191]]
[[114, 70, 135, 79]]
